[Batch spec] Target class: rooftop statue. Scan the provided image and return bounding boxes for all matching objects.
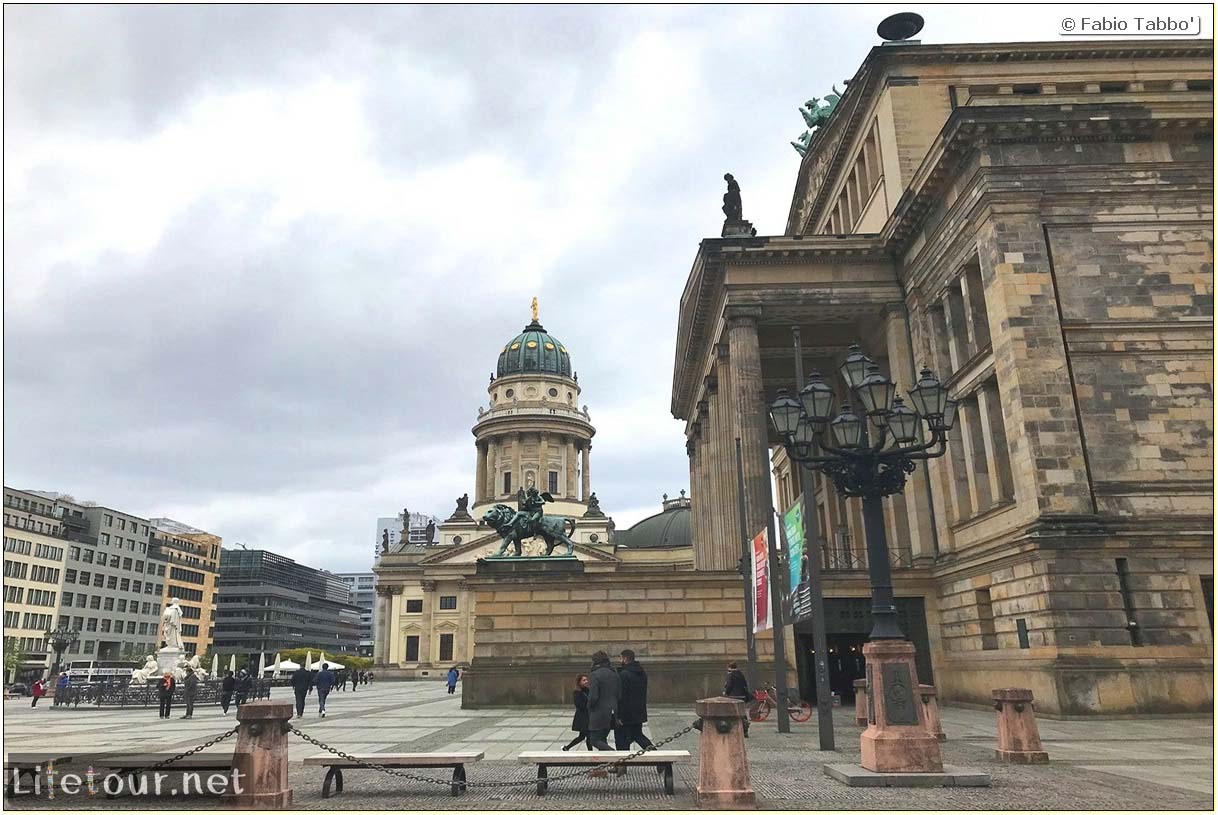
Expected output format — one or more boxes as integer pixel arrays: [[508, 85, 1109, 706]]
[[531, 296, 540, 323], [791, 86, 844, 155], [722, 173, 743, 222], [381, 529, 390, 553]]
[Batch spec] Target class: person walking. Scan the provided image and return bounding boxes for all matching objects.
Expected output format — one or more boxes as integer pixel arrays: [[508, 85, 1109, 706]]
[[446, 666, 460, 695], [336, 671, 346, 692], [157, 672, 176, 719], [53, 673, 69, 707], [236, 669, 253, 706], [30, 678, 45, 708], [291, 666, 313, 719], [614, 649, 654, 754], [220, 670, 235, 715], [586, 651, 620, 751], [724, 661, 751, 737], [562, 674, 591, 751], [315, 664, 334, 718], [181, 667, 199, 719]]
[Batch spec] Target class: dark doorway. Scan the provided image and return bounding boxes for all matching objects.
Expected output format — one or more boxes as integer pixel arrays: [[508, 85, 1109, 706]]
[[794, 597, 933, 704]]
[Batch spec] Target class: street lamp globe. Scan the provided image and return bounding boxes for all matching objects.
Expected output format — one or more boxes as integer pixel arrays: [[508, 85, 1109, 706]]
[[798, 370, 836, 423], [839, 344, 872, 390], [830, 403, 863, 448], [908, 366, 948, 419], [855, 363, 896, 416], [887, 395, 920, 444], [769, 388, 804, 437]]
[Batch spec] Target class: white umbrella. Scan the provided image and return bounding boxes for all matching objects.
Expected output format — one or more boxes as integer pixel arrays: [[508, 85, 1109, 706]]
[[256, 652, 266, 676], [211, 654, 219, 679], [228, 654, 237, 675], [272, 653, 282, 678], [314, 658, 346, 670], [264, 659, 300, 672], [305, 650, 313, 671]]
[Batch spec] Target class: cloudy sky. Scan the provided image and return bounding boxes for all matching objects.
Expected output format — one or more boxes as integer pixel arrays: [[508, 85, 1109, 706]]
[[5, 4, 1210, 573]]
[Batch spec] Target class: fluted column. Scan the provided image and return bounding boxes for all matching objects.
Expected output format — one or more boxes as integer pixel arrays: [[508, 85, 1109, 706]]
[[374, 588, 390, 667], [716, 344, 741, 570], [688, 434, 705, 568], [514, 433, 525, 494], [475, 442, 487, 503], [420, 580, 437, 667], [704, 383, 725, 570], [727, 305, 770, 545], [538, 433, 550, 494], [581, 443, 591, 500], [486, 441, 498, 499]]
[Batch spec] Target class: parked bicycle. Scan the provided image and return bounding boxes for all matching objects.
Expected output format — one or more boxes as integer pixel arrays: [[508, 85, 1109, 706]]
[[747, 684, 812, 723]]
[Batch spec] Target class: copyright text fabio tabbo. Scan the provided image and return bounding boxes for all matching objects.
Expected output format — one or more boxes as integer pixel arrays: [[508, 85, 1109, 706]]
[[1059, 14, 1204, 35]]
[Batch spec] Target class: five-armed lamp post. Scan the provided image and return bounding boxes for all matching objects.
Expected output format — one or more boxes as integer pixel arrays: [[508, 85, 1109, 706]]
[[768, 344, 958, 773], [43, 624, 79, 678]]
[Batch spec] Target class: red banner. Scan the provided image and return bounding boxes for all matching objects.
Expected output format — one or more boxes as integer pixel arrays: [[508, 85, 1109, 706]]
[[752, 528, 771, 633]]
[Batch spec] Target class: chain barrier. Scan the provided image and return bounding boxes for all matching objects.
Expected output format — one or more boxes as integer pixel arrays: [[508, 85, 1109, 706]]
[[289, 720, 698, 789], [145, 727, 240, 772]]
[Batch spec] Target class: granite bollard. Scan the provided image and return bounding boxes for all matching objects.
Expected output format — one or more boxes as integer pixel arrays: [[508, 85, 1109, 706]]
[[694, 696, 755, 809], [229, 700, 294, 808], [919, 684, 946, 741], [992, 688, 1048, 764], [853, 679, 868, 726]]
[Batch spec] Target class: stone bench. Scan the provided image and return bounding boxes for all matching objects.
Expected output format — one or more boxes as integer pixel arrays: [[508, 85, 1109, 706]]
[[98, 752, 236, 798], [4, 753, 73, 796], [302, 751, 484, 798], [517, 750, 692, 795]]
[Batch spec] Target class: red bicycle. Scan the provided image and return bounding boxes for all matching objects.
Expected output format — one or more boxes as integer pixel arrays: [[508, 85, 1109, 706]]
[[747, 684, 813, 723]]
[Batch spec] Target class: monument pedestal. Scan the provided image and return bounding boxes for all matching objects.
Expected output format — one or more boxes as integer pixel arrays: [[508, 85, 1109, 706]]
[[859, 640, 943, 774], [156, 647, 184, 675]]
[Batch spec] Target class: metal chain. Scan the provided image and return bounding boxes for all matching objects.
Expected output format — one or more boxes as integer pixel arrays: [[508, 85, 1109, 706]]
[[289, 721, 698, 789], [145, 726, 240, 772]]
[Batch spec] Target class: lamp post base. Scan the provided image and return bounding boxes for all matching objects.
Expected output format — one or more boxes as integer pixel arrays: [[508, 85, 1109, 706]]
[[859, 640, 943, 774]]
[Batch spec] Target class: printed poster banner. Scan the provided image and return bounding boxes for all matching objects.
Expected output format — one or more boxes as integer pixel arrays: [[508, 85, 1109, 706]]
[[752, 528, 772, 634], [782, 502, 805, 592]]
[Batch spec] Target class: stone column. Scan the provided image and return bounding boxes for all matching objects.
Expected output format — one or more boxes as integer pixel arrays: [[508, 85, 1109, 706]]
[[538, 433, 550, 494], [688, 436, 704, 568], [456, 579, 472, 664], [566, 438, 578, 496], [716, 345, 741, 567], [726, 305, 770, 546], [486, 441, 498, 499], [581, 442, 591, 500], [705, 378, 725, 570], [860, 639, 943, 773], [474, 442, 487, 503], [373, 589, 390, 668], [992, 688, 1048, 763], [514, 433, 526, 493], [420, 580, 437, 667], [386, 588, 403, 665]]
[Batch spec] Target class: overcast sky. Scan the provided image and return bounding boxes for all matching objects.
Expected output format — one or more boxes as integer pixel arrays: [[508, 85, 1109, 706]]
[[5, 4, 1211, 573]]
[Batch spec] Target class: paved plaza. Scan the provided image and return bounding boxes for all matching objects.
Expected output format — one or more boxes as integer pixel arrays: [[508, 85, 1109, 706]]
[[3, 681, 1213, 809]]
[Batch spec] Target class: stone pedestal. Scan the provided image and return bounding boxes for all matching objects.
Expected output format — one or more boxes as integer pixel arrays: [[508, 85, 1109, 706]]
[[721, 219, 756, 238], [853, 679, 869, 726], [229, 700, 294, 809], [992, 688, 1048, 764], [156, 647, 184, 675], [859, 640, 943, 774], [694, 696, 755, 809], [919, 684, 946, 741]]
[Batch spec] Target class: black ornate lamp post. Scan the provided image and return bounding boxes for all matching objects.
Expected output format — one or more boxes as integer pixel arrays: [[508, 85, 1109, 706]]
[[43, 624, 79, 677], [769, 343, 958, 773]]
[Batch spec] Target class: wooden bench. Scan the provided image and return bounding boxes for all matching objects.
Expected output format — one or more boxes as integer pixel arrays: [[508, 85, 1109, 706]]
[[518, 750, 691, 795], [303, 751, 484, 798], [97, 753, 236, 798], [4, 753, 73, 796]]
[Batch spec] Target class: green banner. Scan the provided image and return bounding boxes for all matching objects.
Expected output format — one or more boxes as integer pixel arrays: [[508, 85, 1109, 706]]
[[782, 502, 805, 591]]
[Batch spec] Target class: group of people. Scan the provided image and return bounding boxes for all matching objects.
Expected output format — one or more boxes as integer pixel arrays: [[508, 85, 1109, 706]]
[[290, 665, 347, 718], [564, 649, 653, 756], [335, 669, 373, 691]]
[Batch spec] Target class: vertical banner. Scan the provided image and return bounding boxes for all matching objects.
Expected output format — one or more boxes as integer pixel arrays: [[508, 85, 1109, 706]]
[[752, 528, 772, 633], [782, 502, 805, 592]]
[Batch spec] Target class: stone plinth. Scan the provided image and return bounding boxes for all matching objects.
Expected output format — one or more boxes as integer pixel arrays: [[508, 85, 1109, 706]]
[[992, 688, 1049, 763], [853, 679, 868, 726], [859, 640, 943, 774], [824, 764, 990, 788], [229, 700, 293, 809], [475, 557, 583, 576], [156, 647, 184, 675], [919, 684, 946, 741], [694, 696, 755, 809]]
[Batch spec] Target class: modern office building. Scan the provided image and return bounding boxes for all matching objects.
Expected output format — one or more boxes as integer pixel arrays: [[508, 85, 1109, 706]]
[[213, 549, 361, 660], [335, 572, 376, 657], [2, 488, 71, 678], [149, 518, 222, 657]]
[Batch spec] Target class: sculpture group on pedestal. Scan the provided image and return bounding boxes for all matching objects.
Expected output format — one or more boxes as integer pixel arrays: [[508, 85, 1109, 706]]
[[482, 486, 576, 557], [129, 598, 211, 683]]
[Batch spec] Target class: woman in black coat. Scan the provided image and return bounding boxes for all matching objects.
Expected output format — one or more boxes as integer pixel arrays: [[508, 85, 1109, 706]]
[[562, 674, 591, 751]]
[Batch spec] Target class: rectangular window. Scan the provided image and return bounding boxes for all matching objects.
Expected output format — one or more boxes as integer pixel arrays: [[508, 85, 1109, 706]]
[[439, 633, 454, 662], [93, 574, 104, 587], [548, 471, 559, 494], [86, 618, 98, 631], [82, 550, 94, 563], [100, 533, 110, 545], [103, 597, 114, 611], [62, 592, 74, 606], [76, 594, 87, 608], [83, 640, 95, 654], [439, 595, 457, 611], [107, 576, 118, 590], [117, 599, 127, 613], [406, 599, 423, 613], [503, 472, 511, 495], [122, 558, 132, 571], [90, 596, 101, 610], [100, 620, 111, 633], [976, 588, 998, 650], [120, 579, 130, 591], [405, 635, 420, 662], [118, 518, 126, 531], [126, 621, 137, 635]]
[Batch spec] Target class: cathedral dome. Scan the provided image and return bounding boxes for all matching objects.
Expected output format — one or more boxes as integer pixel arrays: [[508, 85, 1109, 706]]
[[496, 320, 573, 379], [614, 493, 692, 549]]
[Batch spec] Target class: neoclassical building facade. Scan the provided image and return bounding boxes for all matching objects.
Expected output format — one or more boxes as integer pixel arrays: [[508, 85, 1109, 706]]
[[673, 39, 1213, 714]]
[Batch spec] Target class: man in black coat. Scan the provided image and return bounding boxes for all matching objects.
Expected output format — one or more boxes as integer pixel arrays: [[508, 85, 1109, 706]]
[[220, 670, 236, 715], [291, 667, 313, 718], [724, 661, 751, 736], [585, 651, 620, 750], [614, 649, 654, 752], [181, 667, 199, 719]]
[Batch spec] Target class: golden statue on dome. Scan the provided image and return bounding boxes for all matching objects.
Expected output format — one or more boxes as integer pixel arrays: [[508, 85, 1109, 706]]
[[531, 296, 539, 323]]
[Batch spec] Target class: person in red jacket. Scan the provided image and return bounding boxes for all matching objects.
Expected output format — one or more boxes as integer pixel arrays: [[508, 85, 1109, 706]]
[[30, 678, 45, 708], [157, 672, 176, 719]]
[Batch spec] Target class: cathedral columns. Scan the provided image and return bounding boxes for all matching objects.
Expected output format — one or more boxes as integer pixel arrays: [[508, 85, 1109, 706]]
[[688, 435, 704, 567], [538, 433, 550, 493], [704, 383, 726, 569], [715, 344, 741, 570], [581, 443, 591, 500], [420, 580, 437, 667], [475, 442, 487, 503], [486, 441, 498, 499], [514, 433, 525, 494], [566, 438, 578, 496], [727, 305, 771, 551]]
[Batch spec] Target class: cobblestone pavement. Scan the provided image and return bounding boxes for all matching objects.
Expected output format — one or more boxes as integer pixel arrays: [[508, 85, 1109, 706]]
[[4, 682, 1212, 809]]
